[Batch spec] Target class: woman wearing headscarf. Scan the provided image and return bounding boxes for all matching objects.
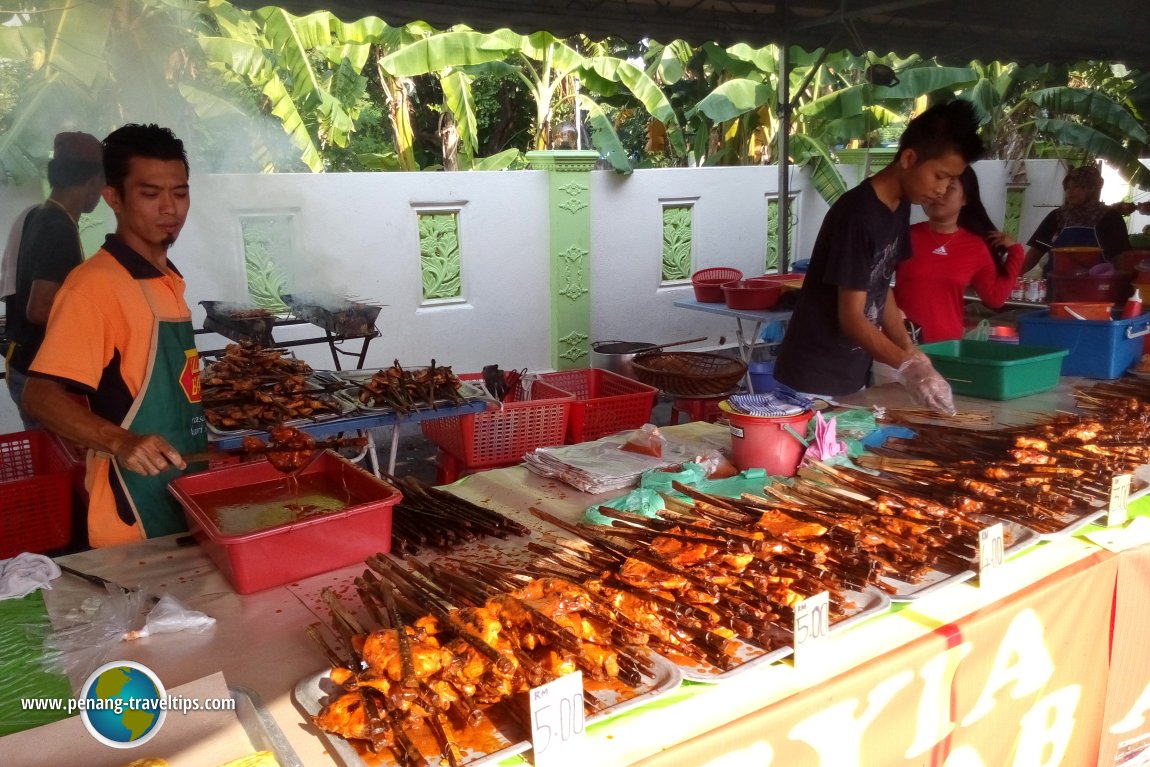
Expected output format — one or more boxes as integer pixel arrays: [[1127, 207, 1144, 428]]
[[894, 166, 1024, 343], [1022, 164, 1132, 274]]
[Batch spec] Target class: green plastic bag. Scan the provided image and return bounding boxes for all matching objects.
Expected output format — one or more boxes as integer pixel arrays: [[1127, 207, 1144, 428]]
[[964, 319, 991, 342]]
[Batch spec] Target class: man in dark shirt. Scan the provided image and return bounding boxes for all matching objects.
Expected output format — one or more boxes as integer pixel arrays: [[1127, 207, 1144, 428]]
[[774, 101, 984, 413], [3, 132, 104, 427]]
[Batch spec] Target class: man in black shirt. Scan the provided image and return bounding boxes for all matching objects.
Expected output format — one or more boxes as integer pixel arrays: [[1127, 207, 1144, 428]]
[[774, 101, 984, 413], [3, 131, 104, 427]]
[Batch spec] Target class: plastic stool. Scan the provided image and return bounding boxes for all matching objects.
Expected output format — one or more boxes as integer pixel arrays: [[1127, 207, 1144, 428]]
[[669, 395, 727, 425]]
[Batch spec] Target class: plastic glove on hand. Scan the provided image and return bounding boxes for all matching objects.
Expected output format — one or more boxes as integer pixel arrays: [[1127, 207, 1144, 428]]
[[895, 355, 957, 416]]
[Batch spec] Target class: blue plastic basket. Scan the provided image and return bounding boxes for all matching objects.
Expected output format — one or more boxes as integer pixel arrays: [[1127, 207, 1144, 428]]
[[1016, 310, 1150, 379]]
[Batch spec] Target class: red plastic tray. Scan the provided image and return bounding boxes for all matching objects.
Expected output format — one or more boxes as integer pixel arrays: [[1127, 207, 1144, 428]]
[[540, 368, 658, 443], [168, 452, 398, 594], [0, 431, 73, 558]]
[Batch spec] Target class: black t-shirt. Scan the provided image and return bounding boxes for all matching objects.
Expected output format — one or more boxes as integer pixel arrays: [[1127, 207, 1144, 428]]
[[774, 181, 910, 395], [4, 203, 84, 372]]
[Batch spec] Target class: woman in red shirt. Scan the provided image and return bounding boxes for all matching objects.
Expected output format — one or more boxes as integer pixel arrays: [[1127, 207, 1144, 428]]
[[894, 166, 1024, 343]]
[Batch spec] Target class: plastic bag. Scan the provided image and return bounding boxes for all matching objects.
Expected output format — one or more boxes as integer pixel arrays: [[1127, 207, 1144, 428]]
[[583, 488, 665, 525], [964, 319, 991, 341], [620, 424, 665, 458], [43, 584, 214, 683], [695, 449, 739, 479], [638, 462, 706, 493]]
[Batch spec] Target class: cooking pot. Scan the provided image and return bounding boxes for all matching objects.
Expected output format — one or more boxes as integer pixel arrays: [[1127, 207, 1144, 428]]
[[590, 337, 707, 379], [591, 341, 657, 380]]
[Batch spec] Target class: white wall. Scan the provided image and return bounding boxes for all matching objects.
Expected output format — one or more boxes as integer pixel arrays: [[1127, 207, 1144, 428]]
[[2, 158, 1143, 435], [181, 171, 553, 374], [588, 165, 808, 348]]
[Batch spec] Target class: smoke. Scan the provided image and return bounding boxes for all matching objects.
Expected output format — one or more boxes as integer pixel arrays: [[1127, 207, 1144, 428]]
[[4, 0, 307, 183]]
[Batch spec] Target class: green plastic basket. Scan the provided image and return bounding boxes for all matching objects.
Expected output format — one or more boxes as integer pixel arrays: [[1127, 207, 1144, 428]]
[[919, 340, 1068, 400]]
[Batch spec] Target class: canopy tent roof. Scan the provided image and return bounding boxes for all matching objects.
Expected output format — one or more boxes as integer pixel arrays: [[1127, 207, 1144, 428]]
[[243, 0, 1150, 68]]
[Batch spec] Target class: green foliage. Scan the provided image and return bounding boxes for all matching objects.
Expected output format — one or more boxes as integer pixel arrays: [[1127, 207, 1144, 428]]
[[2, 2, 1147, 188]]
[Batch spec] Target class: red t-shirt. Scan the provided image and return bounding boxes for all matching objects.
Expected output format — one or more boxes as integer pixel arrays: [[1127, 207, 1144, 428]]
[[893, 223, 1024, 343]]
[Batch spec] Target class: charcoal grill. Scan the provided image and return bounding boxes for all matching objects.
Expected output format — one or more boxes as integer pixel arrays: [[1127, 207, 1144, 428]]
[[283, 295, 382, 339], [200, 301, 275, 346], [198, 296, 383, 371]]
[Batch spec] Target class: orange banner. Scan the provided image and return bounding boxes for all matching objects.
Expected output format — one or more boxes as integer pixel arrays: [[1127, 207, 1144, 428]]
[[638, 551, 1118, 767], [1099, 545, 1150, 766]]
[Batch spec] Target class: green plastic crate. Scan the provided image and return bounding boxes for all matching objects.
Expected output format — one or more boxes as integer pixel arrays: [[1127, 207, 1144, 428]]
[[918, 340, 1069, 400]]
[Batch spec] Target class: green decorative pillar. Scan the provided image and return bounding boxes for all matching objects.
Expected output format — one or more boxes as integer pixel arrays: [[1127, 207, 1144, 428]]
[[527, 150, 599, 370]]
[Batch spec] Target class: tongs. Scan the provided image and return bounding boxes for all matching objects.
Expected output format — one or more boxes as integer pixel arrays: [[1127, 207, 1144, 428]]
[[58, 563, 159, 605]]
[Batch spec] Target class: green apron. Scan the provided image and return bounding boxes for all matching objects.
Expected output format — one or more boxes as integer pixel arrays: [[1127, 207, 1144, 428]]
[[111, 281, 207, 538]]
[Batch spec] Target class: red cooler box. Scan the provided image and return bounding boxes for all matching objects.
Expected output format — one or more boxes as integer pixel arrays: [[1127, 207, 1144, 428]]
[[169, 452, 398, 594]]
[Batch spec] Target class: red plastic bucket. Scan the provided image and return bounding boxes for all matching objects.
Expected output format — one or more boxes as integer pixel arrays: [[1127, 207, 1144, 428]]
[[726, 409, 814, 476]]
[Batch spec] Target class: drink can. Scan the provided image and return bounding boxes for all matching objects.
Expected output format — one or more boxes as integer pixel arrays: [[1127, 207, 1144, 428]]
[[1024, 279, 1040, 302], [1011, 278, 1025, 301], [1036, 279, 1047, 302]]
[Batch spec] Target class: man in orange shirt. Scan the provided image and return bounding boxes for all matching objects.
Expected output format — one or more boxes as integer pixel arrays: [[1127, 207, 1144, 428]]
[[25, 124, 206, 548]]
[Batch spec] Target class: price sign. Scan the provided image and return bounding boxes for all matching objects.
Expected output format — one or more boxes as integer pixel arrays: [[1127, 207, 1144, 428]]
[[1108, 474, 1132, 528], [793, 591, 830, 663], [529, 670, 584, 767], [978, 523, 1005, 585]]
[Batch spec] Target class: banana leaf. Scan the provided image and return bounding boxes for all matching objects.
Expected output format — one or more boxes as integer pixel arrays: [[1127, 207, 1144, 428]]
[[0, 24, 43, 59], [441, 69, 480, 158], [464, 148, 522, 171], [1034, 118, 1150, 189], [580, 95, 631, 174], [1030, 87, 1150, 145], [377, 30, 518, 76], [691, 78, 773, 123], [581, 57, 686, 155], [791, 134, 849, 204]]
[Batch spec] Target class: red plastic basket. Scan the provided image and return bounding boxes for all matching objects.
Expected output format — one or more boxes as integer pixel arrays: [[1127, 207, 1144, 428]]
[[539, 368, 658, 443], [691, 267, 743, 302], [421, 374, 573, 475], [0, 431, 74, 557]]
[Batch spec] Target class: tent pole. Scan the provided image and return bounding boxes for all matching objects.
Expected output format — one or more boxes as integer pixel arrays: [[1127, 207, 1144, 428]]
[[777, 41, 791, 273]]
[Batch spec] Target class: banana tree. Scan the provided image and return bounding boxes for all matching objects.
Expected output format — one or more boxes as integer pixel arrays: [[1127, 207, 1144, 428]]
[[0, 0, 333, 178], [197, 2, 380, 171], [0, 0, 131, 178], [1026, 86, 1150, 189], [377, 29, 685, 173]]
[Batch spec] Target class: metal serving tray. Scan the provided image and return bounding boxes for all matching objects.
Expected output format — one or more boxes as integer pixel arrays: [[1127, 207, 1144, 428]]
[[293, 652, 682, 767], [880, 518, 1042, 601], [205, 377, 355, 437], [323, 370, 486, 415], [672, 584, 890, 683]]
